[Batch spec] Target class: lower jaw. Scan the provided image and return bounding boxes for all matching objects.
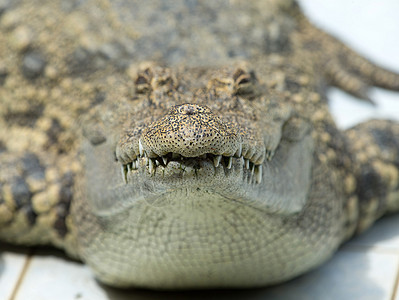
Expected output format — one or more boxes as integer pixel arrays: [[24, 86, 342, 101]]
[[126, 159, 260, 190], [86, 191, 338, 290]]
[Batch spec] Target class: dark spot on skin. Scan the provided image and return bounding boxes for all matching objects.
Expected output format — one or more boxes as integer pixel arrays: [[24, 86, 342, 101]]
[[370, 125, 399, 161], [136, 75, 148, 85], [0, 0, 12, 16], [46, 118, 63, 146], [21, 51, 47, 79], [93, 90, 106, 105], [5, 103, 44, 127], [0, 66, 8, 85], [21, 152, 45, 176], [59, 172, 74, 205], [54, 208, 68, 237], [285, 78, 301, 93], [11, 176, 31, 208], [22, 205, 37, 226], [356, 165, 387, 214], [53, 172, 74, 238], [0, 140, 6, 153]]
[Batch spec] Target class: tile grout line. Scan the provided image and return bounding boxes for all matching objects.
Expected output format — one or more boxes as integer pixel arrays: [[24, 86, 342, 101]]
[[391, 256, 399, 300], [8, 249, 34, 300]]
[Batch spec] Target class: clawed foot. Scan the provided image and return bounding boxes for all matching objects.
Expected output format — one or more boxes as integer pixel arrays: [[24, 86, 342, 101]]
[[295, 12, 399, 103]]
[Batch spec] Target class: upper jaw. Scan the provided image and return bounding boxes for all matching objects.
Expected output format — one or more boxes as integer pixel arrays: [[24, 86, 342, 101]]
[[116, 103, 269, 187]]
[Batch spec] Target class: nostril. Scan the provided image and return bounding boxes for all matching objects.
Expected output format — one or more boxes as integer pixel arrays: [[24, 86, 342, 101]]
[[141, 104, 240, 158], [181, 105, 196, 115]]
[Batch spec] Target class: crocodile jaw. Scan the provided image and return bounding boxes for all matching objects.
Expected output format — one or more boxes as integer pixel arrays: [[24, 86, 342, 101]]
[[79, 166, 338, 289], [83, 126, 313, 219]]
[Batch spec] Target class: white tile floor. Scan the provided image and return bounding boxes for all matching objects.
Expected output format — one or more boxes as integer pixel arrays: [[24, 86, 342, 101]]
[[1, 1, 399, 299]]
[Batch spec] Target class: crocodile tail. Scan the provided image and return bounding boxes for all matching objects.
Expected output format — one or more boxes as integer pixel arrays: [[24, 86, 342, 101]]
[[0, 151, 79, 258], [344, 120, 399, 236]]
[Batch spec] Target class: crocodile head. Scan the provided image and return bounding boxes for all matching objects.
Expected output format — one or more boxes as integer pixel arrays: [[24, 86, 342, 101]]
[[83, 63, 313, 217], [79, 63, 316, 288]]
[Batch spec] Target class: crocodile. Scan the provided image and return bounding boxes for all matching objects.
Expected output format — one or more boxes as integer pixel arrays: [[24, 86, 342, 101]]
[[0, 0, 399, 290]]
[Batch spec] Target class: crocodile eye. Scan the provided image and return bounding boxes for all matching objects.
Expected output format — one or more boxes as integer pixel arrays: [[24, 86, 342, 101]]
[[232, 68, 257, 95], [207, 67, 257, 97], [152, 72, 176, 92], [134, 65, 177, 94], [134, 67, 153, 94]]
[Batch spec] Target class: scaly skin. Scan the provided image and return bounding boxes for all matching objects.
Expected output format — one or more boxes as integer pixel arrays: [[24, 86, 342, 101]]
[[0, 0, 399, 289]]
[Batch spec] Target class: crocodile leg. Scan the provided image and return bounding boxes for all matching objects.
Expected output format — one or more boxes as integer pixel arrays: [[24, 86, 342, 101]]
[[0, 147, 79, 258], [344, 120, 399, 235], [286, 6, 399, 240], [292, 6, 399, 103]]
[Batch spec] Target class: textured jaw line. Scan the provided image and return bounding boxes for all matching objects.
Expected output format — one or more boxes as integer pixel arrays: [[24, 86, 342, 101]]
[[120, 146, 264, 185], [116, 103, 269, 186]]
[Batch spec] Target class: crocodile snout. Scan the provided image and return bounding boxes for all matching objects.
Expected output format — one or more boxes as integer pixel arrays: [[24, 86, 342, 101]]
[[140, 104, 241, 158]]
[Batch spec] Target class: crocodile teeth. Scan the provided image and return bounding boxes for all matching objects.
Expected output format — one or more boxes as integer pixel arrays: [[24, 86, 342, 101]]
[[227, 156, 233, 169], [148, 158, 154, 173], [162, 156, 168, 165], [245, 159, 250, 169], [121, 165, 127, 184], [266, 149, 275, 160], [255, 165, 262, 184], [235, 144, 242, 157], [213, 155, 222, 167], [139, 139, 144, 156], [251, 164, 255, 176]]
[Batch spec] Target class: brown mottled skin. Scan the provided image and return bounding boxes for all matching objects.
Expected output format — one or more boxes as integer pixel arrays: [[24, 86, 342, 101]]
[[0, 0, 399, 289]]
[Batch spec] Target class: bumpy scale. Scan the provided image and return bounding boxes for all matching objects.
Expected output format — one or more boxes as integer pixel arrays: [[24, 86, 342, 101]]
[[0, 0, 399, 289]]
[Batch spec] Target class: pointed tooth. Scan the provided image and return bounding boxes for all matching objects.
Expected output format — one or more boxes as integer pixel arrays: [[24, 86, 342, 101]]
[[256, 165, 262, 184], [145, 156, 149, 166], [132, 160, 137, 170], [235, 144, 242, 157], [268, 150, 275, 160], [227, 156, 233, 169], [251, 164, 255, 176], [162, 156, 168, 165], [127, 163, 132, 172], [155, 160, 160, 166], [139, 139, 144, 156], [149, 159, 154, 173], [245, 147, 255, 159], [240, 156, 244, 166], [213, 155, 222, 167], [245, 159, 250, 169], [121, 165, 127, 184]]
